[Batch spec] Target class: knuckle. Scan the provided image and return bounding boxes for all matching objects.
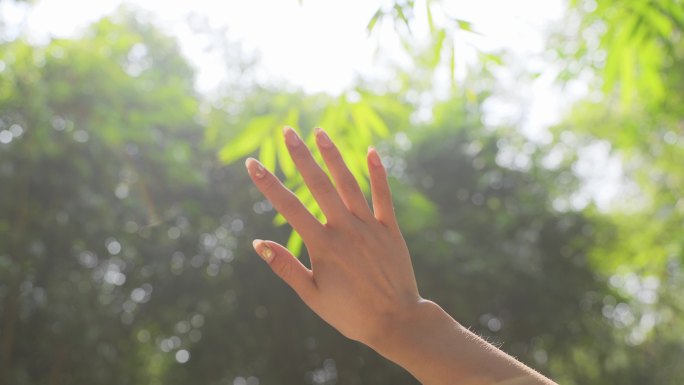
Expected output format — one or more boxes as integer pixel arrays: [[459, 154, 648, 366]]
[[261, 174, 279, 193], [340, 220, 368, 244], [375, 184, 390, 199], [280, 195, 301, 216], [290, 146, 309, 161], [273, 259, 292, 279], [308, 175, 330, 192], [371, 168, 388, 183], [340, 176, 360, 194], [329, 150, 345, 164]]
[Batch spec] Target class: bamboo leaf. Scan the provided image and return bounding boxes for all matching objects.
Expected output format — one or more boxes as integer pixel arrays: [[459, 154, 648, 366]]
[[367, 8, 384, 33], [430, 29, 446, 68], [218, 116, 275, 164], [449, 40, 456, 85], [350, 103, 373, 146], [277, 131, 296, 178], [456, 19, 474, 32], [259, 133, 276, 172], [277, 109, 299, 177], [286, 231, 303, 256], [354, 102, 390, 137], [426, 1, 435, 34], [274, 212, 287, 225], [394, 4, 411, 32]]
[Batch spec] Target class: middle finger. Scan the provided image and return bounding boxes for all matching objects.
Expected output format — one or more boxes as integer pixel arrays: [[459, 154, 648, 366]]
[[283, 126, 348, 223]]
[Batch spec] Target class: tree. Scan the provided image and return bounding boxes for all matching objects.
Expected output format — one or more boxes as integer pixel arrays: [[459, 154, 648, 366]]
[[2, 3, 682, 384], [545, 0, 684, 382]]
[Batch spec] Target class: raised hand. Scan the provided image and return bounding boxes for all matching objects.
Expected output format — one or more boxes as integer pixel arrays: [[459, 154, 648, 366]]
[[245, 126, 557, 385], [245, 126, 421, 346]]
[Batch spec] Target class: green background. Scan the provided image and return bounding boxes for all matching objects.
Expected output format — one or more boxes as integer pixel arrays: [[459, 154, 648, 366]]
[[1, 0, 683, 384]]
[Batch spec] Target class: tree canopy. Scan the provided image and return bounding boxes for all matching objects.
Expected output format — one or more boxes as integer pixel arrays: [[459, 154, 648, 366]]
[[0, 1, 682, 384]]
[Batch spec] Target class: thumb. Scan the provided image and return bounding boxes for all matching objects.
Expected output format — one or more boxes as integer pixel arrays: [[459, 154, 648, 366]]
[[252, 239, 317, 302]]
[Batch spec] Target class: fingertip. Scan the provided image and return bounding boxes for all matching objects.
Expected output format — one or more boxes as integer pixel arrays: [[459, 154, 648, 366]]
[[283, 125, 302, 147], [367, 147, 397, 227], [252, 239, 274, 262], [255, 240, 317, 301], [244, 157, 254, 171], [367, 147, 383, 168], [251, 238, 262, 249], [245, 157, 266, 179], [315, 127, 333, 148]]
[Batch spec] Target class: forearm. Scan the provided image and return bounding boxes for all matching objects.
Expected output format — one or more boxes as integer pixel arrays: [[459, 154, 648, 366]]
[[368, 300, 556, 385], [247, 127, 557, 385]]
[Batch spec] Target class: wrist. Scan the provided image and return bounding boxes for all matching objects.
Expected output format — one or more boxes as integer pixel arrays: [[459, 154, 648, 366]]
[[364, 300, 555, 385], [365, 299, 455, 360]]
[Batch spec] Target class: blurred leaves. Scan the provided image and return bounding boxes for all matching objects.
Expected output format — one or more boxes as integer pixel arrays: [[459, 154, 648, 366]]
[[562, 0, 683, 107], [366, 0, 492, 87], [219, 115, 276, 164], [0, 2, 683, 385], [553, 0, 684, 275], [217, 92, 393, 255]]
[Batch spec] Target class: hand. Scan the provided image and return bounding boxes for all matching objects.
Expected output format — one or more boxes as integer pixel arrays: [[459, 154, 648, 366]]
[[245, 126, 421, 345], [246, 127, 558, 385]]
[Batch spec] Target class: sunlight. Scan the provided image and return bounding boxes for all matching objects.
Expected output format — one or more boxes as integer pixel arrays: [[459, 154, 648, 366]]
[[22, 0, 563, 94]]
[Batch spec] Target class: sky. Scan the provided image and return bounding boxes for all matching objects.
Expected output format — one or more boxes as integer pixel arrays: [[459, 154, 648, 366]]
[[7, 0, 571, 134], [10, 0, 563, 93], [0, 0, 623, 208]]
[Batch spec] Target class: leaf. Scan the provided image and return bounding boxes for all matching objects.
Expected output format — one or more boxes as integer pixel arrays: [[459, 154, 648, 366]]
[[277, 109, 299, 177], [452, 18, 480, 35], [430, 29, 446, 68], [426, 1, 435, 34], [218, 116, 275, 164], [344, 148, 369, 192], [286, 231, 303, 257], [645, 6, 673, 37], [350, 103, 373, 146], [319, 104, 339, 130], [449, 40, 456, 85], [619, 44, 635, 106], [394, 4, 411, 32], [294, 183, 316, 208], [277, 131, 296, 178], [666, 2, 684, 29], [483, 53, 504, 66], [360, 103, 390, 137], [367, 8, 384, 33], [456, 19, 474, 31], [259, 133, 276, 171], [274, 212, 287, 225]]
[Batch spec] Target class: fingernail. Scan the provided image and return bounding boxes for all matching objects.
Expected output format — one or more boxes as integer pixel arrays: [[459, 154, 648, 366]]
[[368, 147, 383, 167], [245, 157, 266, 179], [315, 128, 333, 148], [252, 239, 274, 262], [283, 126, 301, 147]]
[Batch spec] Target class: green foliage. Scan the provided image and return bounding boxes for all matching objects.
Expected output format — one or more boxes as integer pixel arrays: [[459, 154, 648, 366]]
[[365, 0, 493, 87], [561, 0, 683, 107], [1, 2, 683, 385], [548, 2, 684, 381], [553, 0, 684, 274], [215, 90, 395, 255], [0, 10, 209, 384]]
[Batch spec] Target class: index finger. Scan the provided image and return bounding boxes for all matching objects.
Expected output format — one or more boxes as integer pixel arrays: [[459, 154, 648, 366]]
[[245, 157, 324, 241]]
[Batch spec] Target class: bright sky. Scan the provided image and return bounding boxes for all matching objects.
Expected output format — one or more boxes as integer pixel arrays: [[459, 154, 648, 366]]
[[8, 0, 570, 133], [1, 0, 623, 208], [11, 0, 563, 93]]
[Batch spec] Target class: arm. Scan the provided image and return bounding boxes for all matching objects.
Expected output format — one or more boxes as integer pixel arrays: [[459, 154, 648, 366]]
[[245, 126, 557, 385]]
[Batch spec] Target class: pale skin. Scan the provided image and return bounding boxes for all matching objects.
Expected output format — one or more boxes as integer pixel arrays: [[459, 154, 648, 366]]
[[245, 126, 558, 385]]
